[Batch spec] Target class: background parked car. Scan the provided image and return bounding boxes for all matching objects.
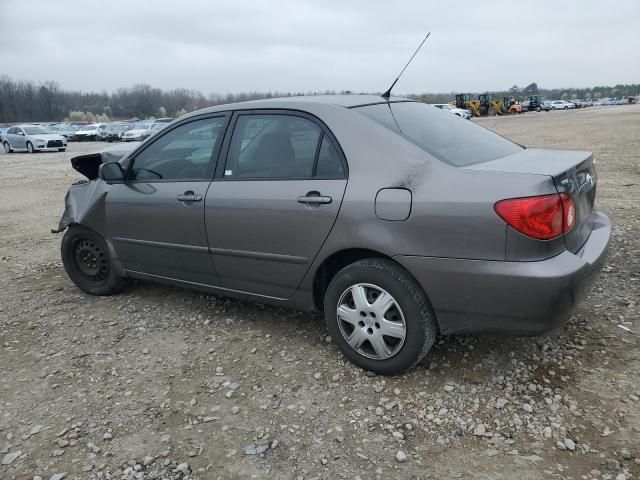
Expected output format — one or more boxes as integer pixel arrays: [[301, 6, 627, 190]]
[[75, 123, 106, 141], [140, 121, 170, 140], [3, 124, 67, 153], [122, 122, 153, 141], [102, 123, 132, 142], [0, 125, 10, 141], [431, 104, 471, 119], [551, 100, 575, 110], [48, 124, 81, 141], [523, 95, 551, 112], [153, 117, 174, 124]]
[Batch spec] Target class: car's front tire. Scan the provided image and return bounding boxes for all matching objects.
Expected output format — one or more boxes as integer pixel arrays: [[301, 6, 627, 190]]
[[324, 258, 437, 375], [26, 141, 35, 153], [61, 225, 128, 296]]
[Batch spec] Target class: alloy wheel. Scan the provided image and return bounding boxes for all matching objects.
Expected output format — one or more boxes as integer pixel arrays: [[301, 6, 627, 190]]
[[336, 283, 407, 360]]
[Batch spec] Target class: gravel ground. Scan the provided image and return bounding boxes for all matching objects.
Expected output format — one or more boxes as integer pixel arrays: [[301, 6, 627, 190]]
[[1, 105, 639, 480]]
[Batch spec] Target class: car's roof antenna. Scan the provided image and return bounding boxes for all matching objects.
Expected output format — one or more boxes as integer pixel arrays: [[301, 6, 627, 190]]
[[381, 32, 431, 100]]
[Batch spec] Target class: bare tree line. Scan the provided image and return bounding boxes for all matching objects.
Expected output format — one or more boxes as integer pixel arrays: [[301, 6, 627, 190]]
[[0, 76, 359, 123], [1, 75, 638, 123]]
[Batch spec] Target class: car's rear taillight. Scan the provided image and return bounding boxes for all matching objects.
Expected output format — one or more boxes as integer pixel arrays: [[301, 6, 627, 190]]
[[494, 193, 575, 240]]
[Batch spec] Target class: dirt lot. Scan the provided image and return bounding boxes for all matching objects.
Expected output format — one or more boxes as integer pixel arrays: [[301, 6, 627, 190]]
[[1, 106, 639, 480]]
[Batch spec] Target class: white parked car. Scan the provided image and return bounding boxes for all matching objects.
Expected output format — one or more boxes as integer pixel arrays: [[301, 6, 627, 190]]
[[2, 124, 68, 153], [432, 104, 471, 119], [551, 100, 575, 110], [75, 123, 107, 141], [122, 122, 153, 142]]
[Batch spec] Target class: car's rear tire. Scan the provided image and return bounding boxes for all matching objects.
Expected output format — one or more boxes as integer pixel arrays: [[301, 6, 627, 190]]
[[535, 106, 541, 112], [323, 258, 437, 375], [3, 141, 12, 153], [61, 225, 128, 296], [26, 141, 35, 153]]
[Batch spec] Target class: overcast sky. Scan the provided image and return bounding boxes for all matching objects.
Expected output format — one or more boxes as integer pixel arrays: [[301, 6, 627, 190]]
[[1, 0, 638, 95]]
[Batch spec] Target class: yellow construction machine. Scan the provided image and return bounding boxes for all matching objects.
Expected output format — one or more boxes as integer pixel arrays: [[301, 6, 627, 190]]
[[455, 93, 481, 117], [455, 93, 505, 117], [477, 94, 504, 116]]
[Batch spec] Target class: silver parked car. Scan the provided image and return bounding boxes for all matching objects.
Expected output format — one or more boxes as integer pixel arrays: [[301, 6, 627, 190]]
[[55, 95, 610, 374], [140, 121, 170, 140], [3, 124, 68, 153], [50, 124, 82, 141], [432, 103, 471, 119], [122, 122, 153, 142]]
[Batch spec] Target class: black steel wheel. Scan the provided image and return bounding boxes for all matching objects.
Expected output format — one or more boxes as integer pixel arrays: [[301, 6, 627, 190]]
[[61, 225, 128, 295], [74, 238, 109, 282]]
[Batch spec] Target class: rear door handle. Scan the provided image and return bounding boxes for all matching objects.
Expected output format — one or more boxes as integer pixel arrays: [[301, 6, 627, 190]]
[[297, 195, 332, 205], [177, 191, 202, 202]]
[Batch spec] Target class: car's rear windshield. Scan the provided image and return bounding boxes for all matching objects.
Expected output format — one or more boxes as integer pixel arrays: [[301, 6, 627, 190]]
[[352, 101, 522, 166]]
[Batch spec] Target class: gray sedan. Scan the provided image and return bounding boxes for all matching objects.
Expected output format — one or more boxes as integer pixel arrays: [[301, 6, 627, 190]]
[[3, 124, 67, 152], [55, 95, 610, 374]]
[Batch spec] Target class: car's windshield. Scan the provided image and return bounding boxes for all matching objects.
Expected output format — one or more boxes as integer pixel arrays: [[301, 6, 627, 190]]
[[79, 125, 96, 131], [23, 126, 48, 135], [353, 101, 522, 167]]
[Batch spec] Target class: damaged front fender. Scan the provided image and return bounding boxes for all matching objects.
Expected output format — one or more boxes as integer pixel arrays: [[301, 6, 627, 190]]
[[52, 180, 110, 233], [52, 142, 140, 233]]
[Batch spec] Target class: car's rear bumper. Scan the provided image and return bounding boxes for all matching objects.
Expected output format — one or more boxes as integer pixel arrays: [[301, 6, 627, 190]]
[[396, 212, 611, 335]]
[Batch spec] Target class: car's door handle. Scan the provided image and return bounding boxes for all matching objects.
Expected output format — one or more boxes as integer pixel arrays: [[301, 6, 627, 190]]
[[297, 194, 332, 205], [177, 191, 202, 202]]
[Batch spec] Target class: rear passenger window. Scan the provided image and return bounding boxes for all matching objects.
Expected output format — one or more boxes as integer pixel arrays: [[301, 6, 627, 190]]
[[226, 114, 321, 179], [224, 113, 346, 180], [316, 136, 344, 178]]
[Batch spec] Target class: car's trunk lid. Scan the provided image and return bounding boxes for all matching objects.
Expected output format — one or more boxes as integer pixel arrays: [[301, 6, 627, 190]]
[[466, 148, 597, 252]]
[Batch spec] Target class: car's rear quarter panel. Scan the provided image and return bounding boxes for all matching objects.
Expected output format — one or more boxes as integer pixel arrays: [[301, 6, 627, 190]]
[[292, 105, 564, 329]]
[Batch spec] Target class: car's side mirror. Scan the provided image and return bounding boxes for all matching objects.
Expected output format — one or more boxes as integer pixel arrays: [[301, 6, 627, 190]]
[[18, 131, 25, 136], [99, 162, 125, 182]]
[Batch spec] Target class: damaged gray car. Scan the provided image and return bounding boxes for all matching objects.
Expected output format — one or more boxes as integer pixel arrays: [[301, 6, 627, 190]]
[[56, 95, 611, 374]]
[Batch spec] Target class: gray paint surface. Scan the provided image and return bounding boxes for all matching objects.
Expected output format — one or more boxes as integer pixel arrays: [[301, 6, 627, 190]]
[[375, 188, 412, 221], [59, 95, 611, 334]]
